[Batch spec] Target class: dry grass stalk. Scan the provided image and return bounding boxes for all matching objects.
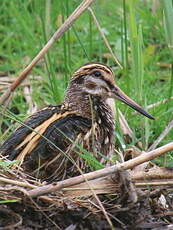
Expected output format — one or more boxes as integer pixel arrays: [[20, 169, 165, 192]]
[[1, 166, 173, 199], [27, 142, 173, 197], [118, 109, 135, 140], [63, 167, 173, 197], [23, 84, 38, 114], [0, 0, 93, 105], [132, 166, 173, 180], [148, 119, 173, 151], [88, 7, 122, 69], [0, 75, 42, 93], [133, 96, 173, 114], [136, 180, 173, 187], [0, 176, 37, 189]]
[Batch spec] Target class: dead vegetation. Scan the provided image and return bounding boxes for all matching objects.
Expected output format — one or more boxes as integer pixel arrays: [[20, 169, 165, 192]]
[[0, 143, 173, 229]]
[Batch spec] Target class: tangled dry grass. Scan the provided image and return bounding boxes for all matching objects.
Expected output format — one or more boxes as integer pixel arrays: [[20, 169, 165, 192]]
[[0, 144, 173, 229]]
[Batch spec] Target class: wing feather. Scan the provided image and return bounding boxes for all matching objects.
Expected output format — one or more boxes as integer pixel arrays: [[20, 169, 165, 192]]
[[30, 116, 91, 159], [0, 105, 61, 158], [0, 106, 91, 166]]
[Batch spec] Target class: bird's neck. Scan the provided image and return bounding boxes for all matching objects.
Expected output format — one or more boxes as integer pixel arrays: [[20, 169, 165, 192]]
[[63, 88, 115, 156], [63, 87, 115, 127]]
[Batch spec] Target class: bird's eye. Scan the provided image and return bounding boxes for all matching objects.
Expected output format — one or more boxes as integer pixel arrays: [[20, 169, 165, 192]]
[[93, 71, 101, 77]]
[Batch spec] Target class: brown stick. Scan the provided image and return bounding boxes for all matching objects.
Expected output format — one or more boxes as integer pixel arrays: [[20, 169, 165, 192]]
[[1, 170, 173, 199], [0, 177, 37, 189], [0, 0, 93, 105], [118, 109, 135, 139], [133, 96, 173, 114], [148, 119, 173, 151], [132, 167, 173, 180], [28, 142, 173, 197], [88, 7, 123, 69]]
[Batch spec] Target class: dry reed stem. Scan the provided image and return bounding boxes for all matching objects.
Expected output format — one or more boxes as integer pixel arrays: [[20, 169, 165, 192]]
[[1, 167, 173, 198], [118, 109, 135, 139], [131, 166, 173, 180], [148, 119, 173, 151], [88, 7, 123, 69], [0, 0, 93, 105], [135, 180, 173, 187], [23, 84, 38, 114], [28, 142, 173, 197], [0, 177, 37, 189], [63, 179, 173, 198], [133, 96, 173, 115]]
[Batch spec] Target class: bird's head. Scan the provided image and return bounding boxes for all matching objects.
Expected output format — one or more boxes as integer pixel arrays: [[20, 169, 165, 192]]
[[69, 62, 154, 120]]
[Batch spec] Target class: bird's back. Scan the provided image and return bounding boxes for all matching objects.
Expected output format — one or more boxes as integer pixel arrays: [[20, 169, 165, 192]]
[[0, 105, 93, 180]]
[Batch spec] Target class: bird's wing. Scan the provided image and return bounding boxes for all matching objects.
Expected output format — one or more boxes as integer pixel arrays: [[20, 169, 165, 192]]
[[31, 115, 91, 160], [0, 105, 62, 159], [0, 105, 91, 164]]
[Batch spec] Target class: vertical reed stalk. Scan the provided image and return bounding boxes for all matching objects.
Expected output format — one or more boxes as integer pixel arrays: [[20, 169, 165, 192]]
[[162, 0, 173, 118], [127, 0, 144, 102], [89, 12, 93, 61]]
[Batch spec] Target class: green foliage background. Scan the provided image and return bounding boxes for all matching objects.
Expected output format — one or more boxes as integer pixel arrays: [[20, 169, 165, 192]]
[[0, 0, 173, 166]]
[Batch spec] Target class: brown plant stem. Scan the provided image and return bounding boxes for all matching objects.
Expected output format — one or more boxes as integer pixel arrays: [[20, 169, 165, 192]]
[[148, 119, 173, 151], [0, 177, 37, 189], [0, 0, 93, 105], [28, 142, 173, 197], [1, 167, 173, 198], [88, 7, 123, 69]]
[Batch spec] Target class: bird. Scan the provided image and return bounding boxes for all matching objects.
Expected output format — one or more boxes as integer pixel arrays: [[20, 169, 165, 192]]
[[0, 62, 154, 181]]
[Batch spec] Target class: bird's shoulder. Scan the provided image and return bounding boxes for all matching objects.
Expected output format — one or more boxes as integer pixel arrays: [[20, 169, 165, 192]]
[[0, 105, 91, 160], [0, 105, 60, 153], [32, 113, 92, 159]]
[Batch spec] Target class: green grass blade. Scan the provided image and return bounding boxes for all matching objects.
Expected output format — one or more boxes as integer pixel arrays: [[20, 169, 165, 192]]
[[127, 0, 144, 101], [162, 0, 173, 54]]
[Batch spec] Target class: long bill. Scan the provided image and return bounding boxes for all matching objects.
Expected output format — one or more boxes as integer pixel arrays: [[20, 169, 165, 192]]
[[111, 86, 155, 120]]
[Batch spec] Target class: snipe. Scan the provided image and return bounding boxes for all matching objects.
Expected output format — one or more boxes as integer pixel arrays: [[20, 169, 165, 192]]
[[0, 62, 154, 181]]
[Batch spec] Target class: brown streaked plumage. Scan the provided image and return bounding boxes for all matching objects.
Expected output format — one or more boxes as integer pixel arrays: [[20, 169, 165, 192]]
[[0, 62, 154, 181]]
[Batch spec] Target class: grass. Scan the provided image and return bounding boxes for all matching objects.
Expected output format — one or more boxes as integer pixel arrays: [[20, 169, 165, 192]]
[[0, 0, 173, 166]]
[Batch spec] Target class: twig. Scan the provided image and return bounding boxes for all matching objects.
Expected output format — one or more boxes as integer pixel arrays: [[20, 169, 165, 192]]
[[147, 96, 173, 109], [136, 180, 173, 187], [131, 166, 173, 180], [0, 0, 93, 105], [148, 119, 173, 151], [28, 142, 173, 197], [23, 84, 38, 114], [118, 109, 135, 140], [133, 96, 173, 115], [88, 7, 123, 69], [1, 167, 173, 199], [0, 177, 37, 189]]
